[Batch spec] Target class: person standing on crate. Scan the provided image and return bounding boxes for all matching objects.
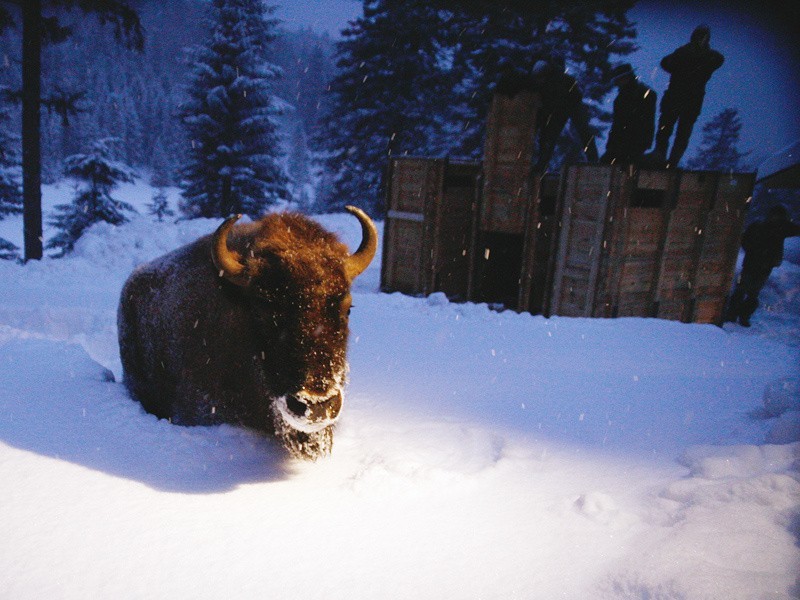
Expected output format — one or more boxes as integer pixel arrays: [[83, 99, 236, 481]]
[[646, 24, 724, 169], [600, 63, 657, 167], [531, 55, 598, 173], [724, 204, 800, 327]]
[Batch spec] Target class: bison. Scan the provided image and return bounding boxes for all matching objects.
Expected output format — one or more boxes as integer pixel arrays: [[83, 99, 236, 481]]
[[117, 206, 377, 460]]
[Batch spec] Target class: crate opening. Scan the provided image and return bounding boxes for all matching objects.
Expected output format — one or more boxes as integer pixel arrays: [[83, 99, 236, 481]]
[[631, 188, 666, 208], [475, 232, 524, 309], [539, 192, 557, 216], [444, 173, 477, 189]]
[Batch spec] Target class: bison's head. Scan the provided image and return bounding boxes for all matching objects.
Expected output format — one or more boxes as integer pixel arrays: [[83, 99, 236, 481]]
[[211, 206, 377, 459]]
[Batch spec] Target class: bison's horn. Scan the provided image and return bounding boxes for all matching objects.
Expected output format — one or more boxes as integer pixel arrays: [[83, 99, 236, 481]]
[[344, 205, 378, 280], [211, 214, 249, 286]]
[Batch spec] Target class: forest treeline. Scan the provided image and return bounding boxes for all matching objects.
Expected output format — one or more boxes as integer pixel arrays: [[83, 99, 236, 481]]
[[0, 0, 335, 188], [1, 0, 642, 216], [2, 0, 775, 255]]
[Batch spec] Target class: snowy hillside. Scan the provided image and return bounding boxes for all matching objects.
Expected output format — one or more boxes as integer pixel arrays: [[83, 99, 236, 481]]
[[1, 181, 799, 599]]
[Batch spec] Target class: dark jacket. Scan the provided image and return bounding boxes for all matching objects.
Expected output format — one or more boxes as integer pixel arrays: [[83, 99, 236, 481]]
[[538, 71, 598, 163], [603, 79, 656, 163], [741, 218, 800, 271], [660, 43, 724, 114]]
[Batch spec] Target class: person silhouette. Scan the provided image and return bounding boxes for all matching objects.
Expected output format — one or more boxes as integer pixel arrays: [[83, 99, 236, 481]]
[[648, 25, 724, 168]]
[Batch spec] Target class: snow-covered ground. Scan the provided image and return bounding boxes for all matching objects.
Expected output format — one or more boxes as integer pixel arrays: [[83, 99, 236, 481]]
[[1, 181, 798, 599]]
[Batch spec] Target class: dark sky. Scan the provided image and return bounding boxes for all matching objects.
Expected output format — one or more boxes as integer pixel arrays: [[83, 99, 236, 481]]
[[628, 0, 800, 166], [275, 0, 800, 168]]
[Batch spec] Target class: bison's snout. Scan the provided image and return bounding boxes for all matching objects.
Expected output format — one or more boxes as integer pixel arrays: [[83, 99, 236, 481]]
[[275, 389, 344, 434]]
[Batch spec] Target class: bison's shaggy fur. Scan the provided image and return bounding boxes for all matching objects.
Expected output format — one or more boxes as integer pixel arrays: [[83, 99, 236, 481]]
[[118, 209, 376, 460]]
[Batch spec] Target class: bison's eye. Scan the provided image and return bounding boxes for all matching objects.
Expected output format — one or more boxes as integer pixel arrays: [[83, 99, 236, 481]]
[[326, 294, 350, 321]]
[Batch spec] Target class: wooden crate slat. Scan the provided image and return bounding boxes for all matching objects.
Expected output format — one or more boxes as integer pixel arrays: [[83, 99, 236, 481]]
[[481, 91, 540, 234]]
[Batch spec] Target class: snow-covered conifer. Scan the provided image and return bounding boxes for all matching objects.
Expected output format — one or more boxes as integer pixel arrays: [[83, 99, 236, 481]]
[[446, 2, 636, 161], [147, 157, 175, 222], [147, 187, 174, 222], [0, 95, 22, 260], [47, 138, 135, 255], [317, 1, 636, 214], [0, 93, 22, 219], [316, 1, 456, 216], [687, 108, 750, 172], [288, 122, 311, 186], [179, 0, 289, 219]]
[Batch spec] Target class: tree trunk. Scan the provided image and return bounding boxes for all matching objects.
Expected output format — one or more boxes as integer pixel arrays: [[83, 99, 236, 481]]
[[22, 0, 43, 261]]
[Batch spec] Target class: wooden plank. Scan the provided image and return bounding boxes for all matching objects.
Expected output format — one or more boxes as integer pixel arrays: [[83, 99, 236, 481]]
[[549, 165, 616, 317], [623, 208, 667, 257], [384, 219, 426, 294], [381, 157, 445, 296], [654, 171, 714, 321], [692, 297, 726, 324], [692, 173, 755, 324], [520, 173, 560, 314], [590, 167, 630, 318], [387, 210, 424, 222], [481, 91, 541, 234], [690, 172, 754, 323]]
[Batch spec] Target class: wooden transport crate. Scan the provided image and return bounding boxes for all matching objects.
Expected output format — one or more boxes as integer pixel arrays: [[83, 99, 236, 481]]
[[548, 165, 753, 323], [381, 157, 481, 300], [480, 91, 541, 234]]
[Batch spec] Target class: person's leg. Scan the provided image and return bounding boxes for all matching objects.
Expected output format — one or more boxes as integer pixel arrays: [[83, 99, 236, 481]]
[[667, 111, 699, 168], [737, 267, 772, 326], [653, 102, 679, 160], [534, 113, 567, 173], [724, 275, 745, 322]]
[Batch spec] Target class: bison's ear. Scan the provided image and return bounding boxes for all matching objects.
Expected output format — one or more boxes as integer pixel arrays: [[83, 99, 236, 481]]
[[211, 214, 250, 287], [344, 206, 378, 281]]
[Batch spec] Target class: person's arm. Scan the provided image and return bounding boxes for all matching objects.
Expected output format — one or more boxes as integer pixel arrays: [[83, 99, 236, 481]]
[[785, 221, 800, 237], [708, 49, 724, 72], [660, 48, 681, 74]]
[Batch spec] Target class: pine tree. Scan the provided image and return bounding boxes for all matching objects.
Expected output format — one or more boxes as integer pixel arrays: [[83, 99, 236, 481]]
[[0, 91, 22, 218], [317, 0, 636, 215], [147, 187, 174, 222], [294, 44, 335, 146], [47, 138, 135, 255], [2, 0, 143, 261], [147, 166, 174, 222], [317, 0, 457, 215], [445, 2, 636, 160], [288, 122, 311, 186], [0, 92, 21, 260], [179, 0, 289, 219], [686, 108, 750, 172]]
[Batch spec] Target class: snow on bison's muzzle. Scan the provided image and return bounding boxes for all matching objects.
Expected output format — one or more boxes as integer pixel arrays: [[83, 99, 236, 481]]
[[278, 390, 344, 433], [117, 206, 377, 460]]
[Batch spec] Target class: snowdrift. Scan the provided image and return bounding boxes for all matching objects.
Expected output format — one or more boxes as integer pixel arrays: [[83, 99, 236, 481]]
[[0, 181, 798, 599]]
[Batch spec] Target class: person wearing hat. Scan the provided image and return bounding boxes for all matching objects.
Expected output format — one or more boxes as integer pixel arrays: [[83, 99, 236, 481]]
[[530, 55, 598, 173], [647, 24, 724, 168], [724, 204, 800, 327], [601, 63, 656, 167]]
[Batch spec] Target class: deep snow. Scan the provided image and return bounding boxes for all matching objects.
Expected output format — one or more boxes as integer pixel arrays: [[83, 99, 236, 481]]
[[0, 181, 798, 599]]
